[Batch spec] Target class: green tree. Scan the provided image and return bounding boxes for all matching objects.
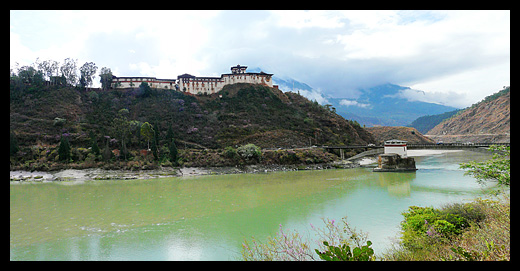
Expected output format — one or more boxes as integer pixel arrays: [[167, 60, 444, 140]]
[[99, 67, 113, 90], [102, 136, 112, 161], [112, 109, 131, 160], [58, 136, 71, 162], [460, 145, 510, 187], [165, 125, 178, 165], [237, 144, 262, 163], [139, 82, 152, 97], [140, 122, 154, 150], [10, 132, 19, 156], [169, 139, 178, 165], [90, 133, 100, 155], [60, 58, 78, 87], [17, 65, 45, 86], [151, 123, 160, 161], [79, 62, 98, 90]]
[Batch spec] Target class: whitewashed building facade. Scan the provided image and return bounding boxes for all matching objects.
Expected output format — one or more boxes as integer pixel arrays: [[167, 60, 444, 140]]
[[111, 65, 274, 95], [384, 139, 408, 157]]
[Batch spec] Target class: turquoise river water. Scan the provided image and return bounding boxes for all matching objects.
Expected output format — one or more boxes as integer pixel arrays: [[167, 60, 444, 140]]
[[10, 150, 494, 260]]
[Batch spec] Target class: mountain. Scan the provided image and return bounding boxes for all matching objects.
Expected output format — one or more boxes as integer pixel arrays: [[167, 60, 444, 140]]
[[327, 84, 458, 127], [267, 73, 458, 127], [409, 109, 462, 134], [426, 87, 510, 143]]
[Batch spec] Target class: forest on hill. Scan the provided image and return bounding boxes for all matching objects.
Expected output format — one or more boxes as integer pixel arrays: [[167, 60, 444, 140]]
[[10, 78, 374, 170]]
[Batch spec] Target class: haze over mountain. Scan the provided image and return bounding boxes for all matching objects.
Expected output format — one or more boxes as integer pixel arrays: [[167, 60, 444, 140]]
[[269, 72, 457, 127]]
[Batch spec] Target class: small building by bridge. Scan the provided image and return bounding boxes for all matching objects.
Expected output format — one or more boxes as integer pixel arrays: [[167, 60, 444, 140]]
[[374, 139, 416, 172], [384, 139, 408, 157]]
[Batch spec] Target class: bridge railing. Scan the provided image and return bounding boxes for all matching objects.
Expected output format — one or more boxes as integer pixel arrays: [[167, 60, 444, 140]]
[[407, 142, 510, 148], [320, 142, 509, 150]]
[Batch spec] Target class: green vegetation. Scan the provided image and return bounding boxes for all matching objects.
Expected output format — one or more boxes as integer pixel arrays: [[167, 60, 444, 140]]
[[236, 144, 262, 163], [57, 136, 71, 162], [315, 240, 374, 261], [10, 58, 374, 171], [460, 145, 510, 187], [384, 197, 509, 261], [409, 109, 461, 134], [386, 144, 509, 260], [241, 217, 374, 261]]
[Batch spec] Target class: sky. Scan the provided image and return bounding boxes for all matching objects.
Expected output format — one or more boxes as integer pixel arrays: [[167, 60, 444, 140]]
[[10, 10, 510, 108]]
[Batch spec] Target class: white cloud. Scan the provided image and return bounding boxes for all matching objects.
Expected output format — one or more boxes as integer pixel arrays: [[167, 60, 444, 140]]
[[271, 10, 346, 29], [339, 99, 371, 108], [408, 61, 510, 108], [10, 30, 35, 67], [10, 10, 509, 109], [297, 88, 330, 105]]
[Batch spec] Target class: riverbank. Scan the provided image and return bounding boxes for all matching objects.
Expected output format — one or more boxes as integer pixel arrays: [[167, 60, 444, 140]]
[[10, 149, 465, 183], [9, 162, 360, 183]]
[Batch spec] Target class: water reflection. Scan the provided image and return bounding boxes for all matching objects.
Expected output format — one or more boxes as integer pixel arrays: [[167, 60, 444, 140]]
[[375, 171, 415, 197]]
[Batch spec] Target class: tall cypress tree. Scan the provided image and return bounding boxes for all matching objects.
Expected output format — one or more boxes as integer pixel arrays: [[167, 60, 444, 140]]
[[10, 132, 19, 156], [169, 139, 178, 166], [58, 136, 71, 162], [166, 125, 178, 165]]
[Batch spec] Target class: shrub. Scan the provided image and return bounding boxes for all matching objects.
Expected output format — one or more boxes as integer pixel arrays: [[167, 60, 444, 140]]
[[236, 144, 261, 163], [315, 240, 374, 261], [460, 145, 510, 187], [222, 146, 238, 160], [53, 117, 66, 126], [241, 217, 374, 261], [58, 136, 71, 162]]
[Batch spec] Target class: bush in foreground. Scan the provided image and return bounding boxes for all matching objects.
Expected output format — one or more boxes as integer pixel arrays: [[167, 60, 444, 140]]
[[241, 217, 375, 261]]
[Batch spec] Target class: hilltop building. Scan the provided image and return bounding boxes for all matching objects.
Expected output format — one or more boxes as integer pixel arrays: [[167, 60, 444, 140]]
[[111, 65, 274, 95]]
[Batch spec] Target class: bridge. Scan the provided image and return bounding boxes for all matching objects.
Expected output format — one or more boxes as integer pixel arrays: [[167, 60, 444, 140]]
[[321, 142, 510, 160], [322, 142, 509, 150]]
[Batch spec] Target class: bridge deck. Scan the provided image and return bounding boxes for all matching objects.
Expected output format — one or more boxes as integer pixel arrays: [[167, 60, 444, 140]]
[[321, 142, 509, 150]]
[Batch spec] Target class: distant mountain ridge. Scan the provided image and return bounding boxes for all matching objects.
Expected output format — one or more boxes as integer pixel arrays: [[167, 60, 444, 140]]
[[268, 75, 457, 127], [409, 109, 462, 134], [251, 69, 458, 128]]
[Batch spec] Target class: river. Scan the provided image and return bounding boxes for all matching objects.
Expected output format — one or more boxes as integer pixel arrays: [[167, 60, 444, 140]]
[[10, 149, 494, 261]]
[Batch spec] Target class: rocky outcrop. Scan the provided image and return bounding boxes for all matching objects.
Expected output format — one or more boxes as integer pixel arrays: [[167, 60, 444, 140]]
[[373, 153, 417, 172]]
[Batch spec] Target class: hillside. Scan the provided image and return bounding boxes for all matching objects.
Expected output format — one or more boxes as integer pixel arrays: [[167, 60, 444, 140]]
[[426, 87, 510, 143], [10, 82, 375, 168], [408, 109, 461, 134], [365, 126, 435, 145]]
